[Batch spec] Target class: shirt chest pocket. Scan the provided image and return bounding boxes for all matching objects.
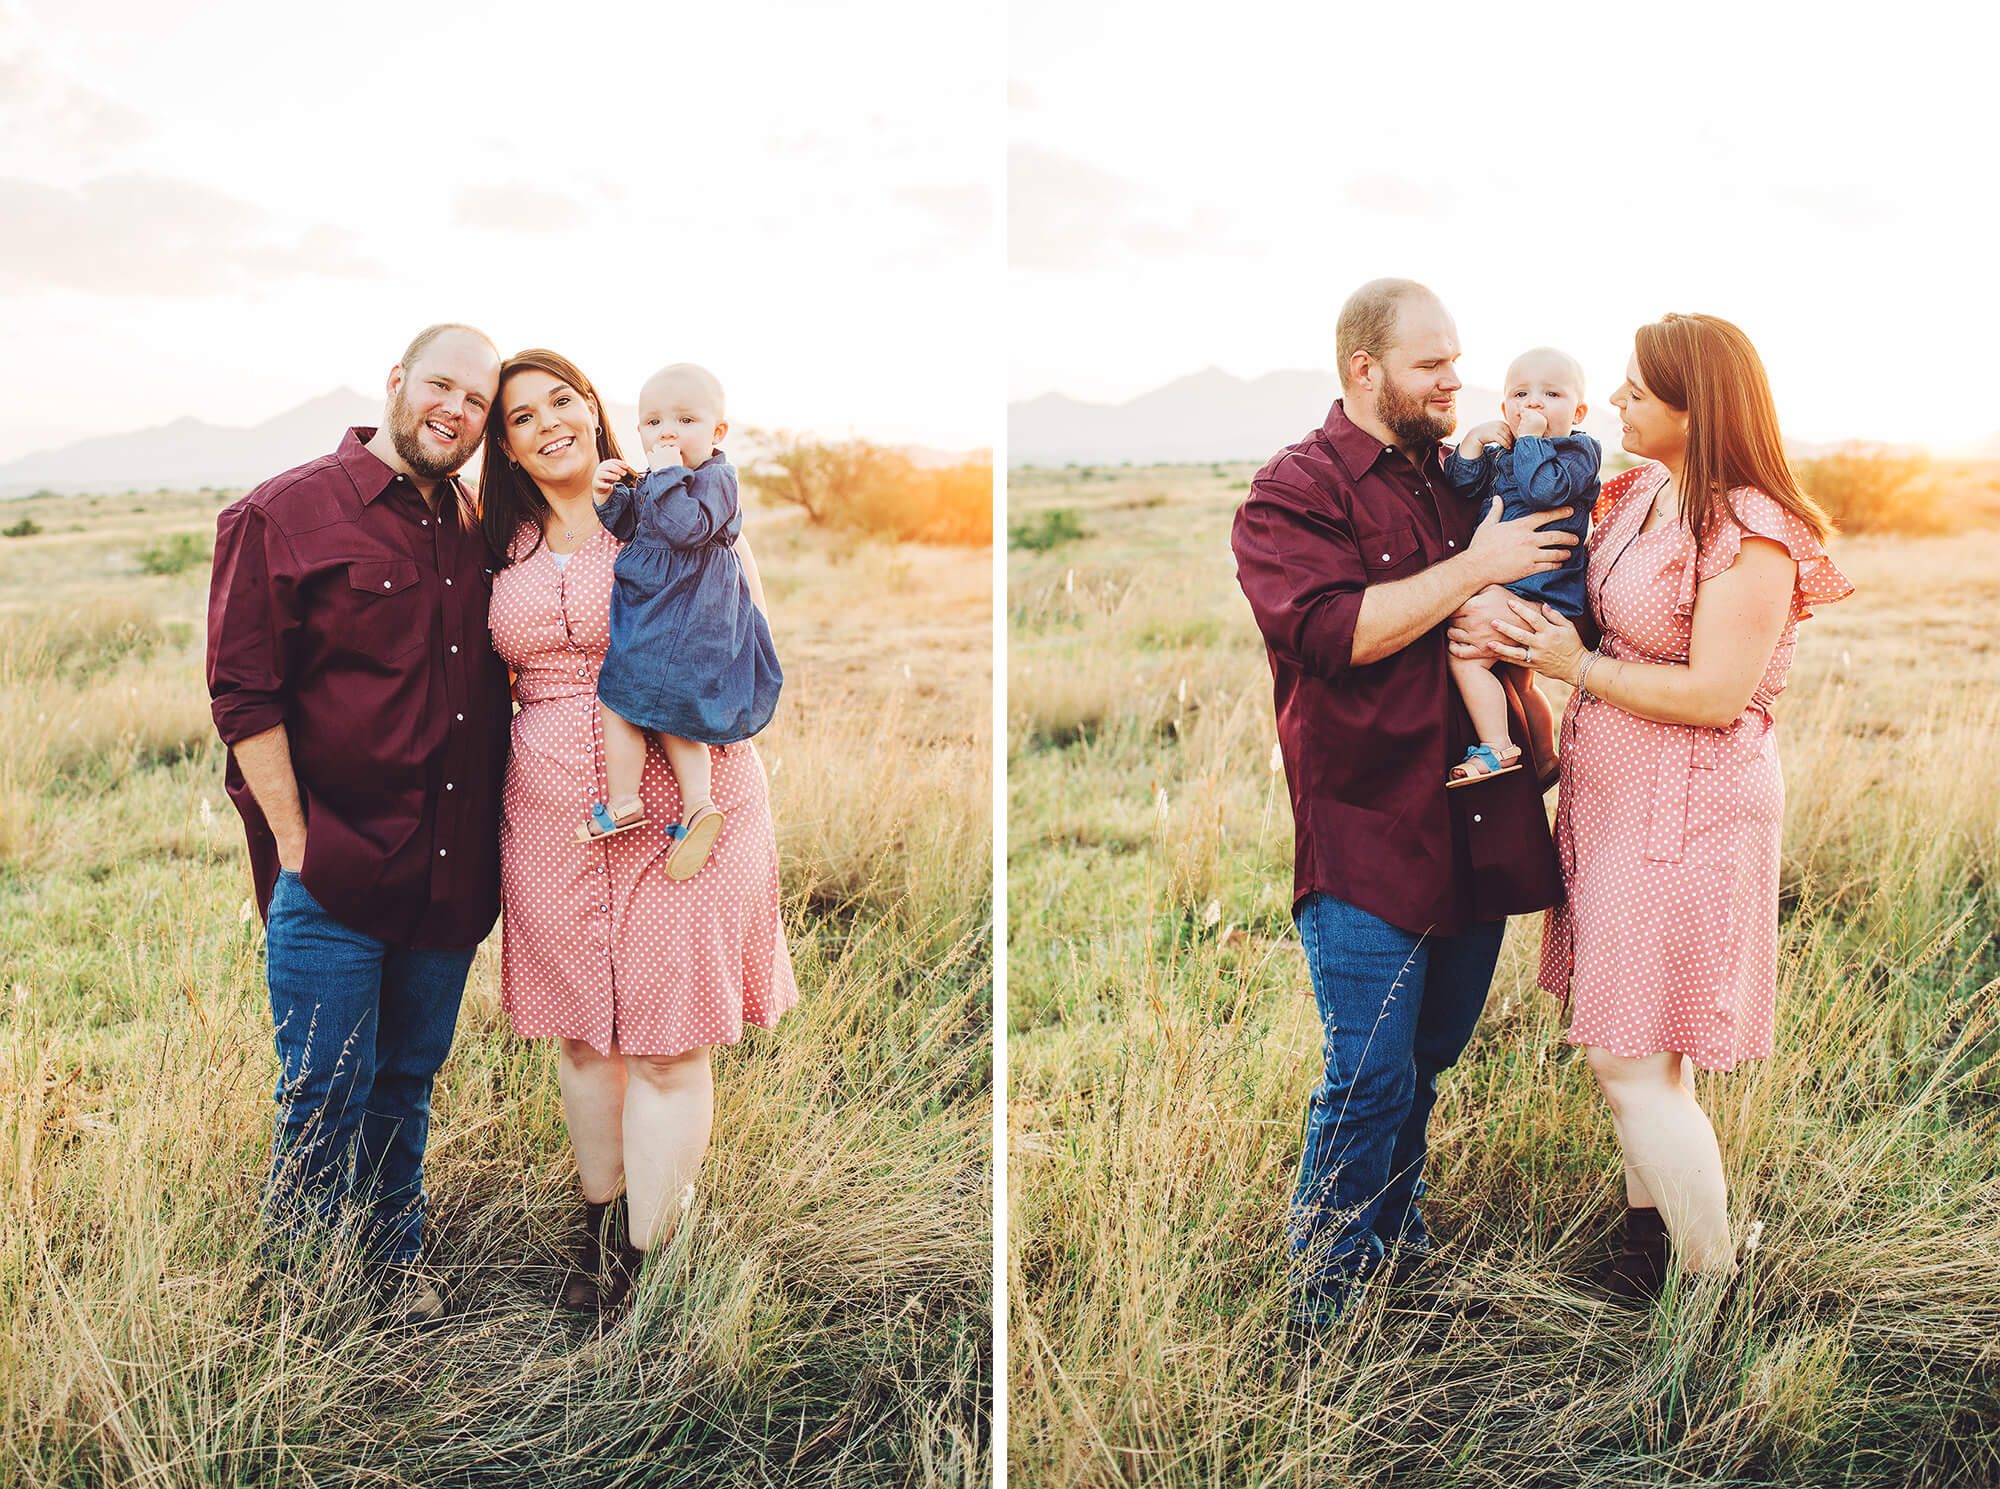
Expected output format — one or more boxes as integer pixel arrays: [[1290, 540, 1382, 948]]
[[343, 560, 427, 662], [1358, 522, 1422, 579]]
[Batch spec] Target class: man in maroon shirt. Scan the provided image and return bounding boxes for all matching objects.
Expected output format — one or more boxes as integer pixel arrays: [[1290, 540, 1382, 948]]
[[207, 323, 509, 1318], [1232, 279, 1574, 1330]]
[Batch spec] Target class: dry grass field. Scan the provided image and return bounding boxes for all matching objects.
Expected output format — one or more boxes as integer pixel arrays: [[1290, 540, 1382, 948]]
[[0, 488, 993, 1487], [1007, 460, 2000, 1488]]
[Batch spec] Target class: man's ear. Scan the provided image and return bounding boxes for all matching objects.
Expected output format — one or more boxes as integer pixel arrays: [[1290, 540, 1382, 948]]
[[1346, 351, 1375, 392], [385, 363, 406, 403]]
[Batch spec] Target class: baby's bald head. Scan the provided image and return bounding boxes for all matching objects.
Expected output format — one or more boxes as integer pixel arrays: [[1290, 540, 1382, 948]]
[[1506, 347, 1585, 396], [1502, 347, 1588, 437], [637, 362, 728, 464]]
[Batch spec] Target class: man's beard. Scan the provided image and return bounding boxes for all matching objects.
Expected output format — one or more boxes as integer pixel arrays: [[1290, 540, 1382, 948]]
[[387, 388, 477, 480], [1377, 379, 1454, 448]]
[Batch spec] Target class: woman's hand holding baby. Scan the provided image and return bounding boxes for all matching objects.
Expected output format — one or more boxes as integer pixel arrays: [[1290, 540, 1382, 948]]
[[1491, 598, 1589, 683]]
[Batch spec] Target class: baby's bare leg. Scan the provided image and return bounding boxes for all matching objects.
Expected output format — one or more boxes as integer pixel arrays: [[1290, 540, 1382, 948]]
[[600, 704, 649, 812], [1508, 663, 1557, 765], [1449, 652, 1514, 748], [658, 733, 713, 816]]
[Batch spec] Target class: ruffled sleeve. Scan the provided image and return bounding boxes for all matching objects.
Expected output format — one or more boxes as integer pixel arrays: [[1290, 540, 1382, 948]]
[[1682, 486, 1855, 622]]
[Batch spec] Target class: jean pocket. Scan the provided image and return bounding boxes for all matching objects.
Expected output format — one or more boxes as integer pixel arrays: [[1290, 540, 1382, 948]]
[[271, 868, 320, 913]]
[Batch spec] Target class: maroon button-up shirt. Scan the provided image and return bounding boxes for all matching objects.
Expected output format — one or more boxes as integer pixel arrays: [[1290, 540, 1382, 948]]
[[1232, 400, 1563, 936], [206, 428, 512, 948]]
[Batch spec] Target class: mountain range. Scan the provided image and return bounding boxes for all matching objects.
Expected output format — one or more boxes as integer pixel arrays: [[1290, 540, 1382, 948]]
[[1011, 366, 1621, 468], [0, 392, 978, 499]]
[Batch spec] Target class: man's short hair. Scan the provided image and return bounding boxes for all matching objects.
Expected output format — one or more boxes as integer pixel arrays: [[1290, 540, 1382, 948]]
[[399, 322, 499, 372], [1336, 279, 1436, 390]]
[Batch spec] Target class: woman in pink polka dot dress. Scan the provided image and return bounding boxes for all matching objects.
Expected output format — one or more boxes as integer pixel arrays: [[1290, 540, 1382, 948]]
[[1466, 314, 1852, 1301], [477, 349, 798, 1312]]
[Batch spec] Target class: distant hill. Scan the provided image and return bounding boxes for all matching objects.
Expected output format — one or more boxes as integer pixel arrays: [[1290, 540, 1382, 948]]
[[1010, 365, 1626, 468], [0, 392, 982, 499], [0, 391, 378, 498]]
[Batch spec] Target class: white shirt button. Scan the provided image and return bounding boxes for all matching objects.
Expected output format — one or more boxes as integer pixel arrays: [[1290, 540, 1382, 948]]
[[446, 782, 454, 790], [444, 578, 453, 586], [1472, 814, 1482, 823], [450, 645, 459, 654], [383, 580, 392, 588], [455, 712, 463, 721], [421, 518, 429, 526], [1381, 553, 1391, 562], [438, 848, 448, 857], [1448, 540, 1457, 548]]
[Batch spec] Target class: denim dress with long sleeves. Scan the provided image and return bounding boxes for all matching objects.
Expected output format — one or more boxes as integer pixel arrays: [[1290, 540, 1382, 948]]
[[1441, 432, 1600, 623], [592, 453, 782, 744]]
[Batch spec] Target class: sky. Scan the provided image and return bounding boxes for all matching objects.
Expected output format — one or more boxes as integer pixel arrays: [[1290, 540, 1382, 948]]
[[1009, 0, 2000, 453], [2, 0, 999, 464]]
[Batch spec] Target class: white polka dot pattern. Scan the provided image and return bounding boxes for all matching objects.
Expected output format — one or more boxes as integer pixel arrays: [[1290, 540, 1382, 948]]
[[488, 524, 799, 1057], [1538, 464, 1854, 1071]]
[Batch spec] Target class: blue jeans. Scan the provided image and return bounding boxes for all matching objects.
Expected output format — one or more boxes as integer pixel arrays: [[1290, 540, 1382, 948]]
[[262, 870, 474, 1267], [1288, 893, 1505, 1319]]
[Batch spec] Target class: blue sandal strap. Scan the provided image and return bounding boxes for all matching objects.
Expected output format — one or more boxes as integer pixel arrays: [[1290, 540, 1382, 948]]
[[588, 802, 618, 834], [662, 821, 686, 840], [1462, 745, 1504, 771]]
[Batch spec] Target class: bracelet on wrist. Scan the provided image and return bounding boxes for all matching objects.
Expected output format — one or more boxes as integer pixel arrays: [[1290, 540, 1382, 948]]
[[1576, 649, 1601, 696]]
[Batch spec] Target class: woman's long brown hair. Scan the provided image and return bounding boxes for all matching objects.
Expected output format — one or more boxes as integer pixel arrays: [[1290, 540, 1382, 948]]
[[1634, 313, 1833, 550], [476, 348, 628, 566]]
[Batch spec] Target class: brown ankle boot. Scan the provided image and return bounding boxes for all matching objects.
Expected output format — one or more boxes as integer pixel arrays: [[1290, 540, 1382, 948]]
[[599, 1227, 646, 1313], [1596, 1205, 1670, 1303], [560, 1196, 619, 1313]]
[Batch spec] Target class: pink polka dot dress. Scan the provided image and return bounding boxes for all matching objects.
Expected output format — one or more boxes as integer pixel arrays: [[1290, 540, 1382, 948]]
[[489, 523, 798, 1057], [1538, 464, 1853, 1071]]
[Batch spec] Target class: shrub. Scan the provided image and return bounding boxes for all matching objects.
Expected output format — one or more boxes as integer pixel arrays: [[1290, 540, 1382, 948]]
[[3, 517, 41, 538], [134, 532, 211, 576], [1794, 443, 1944, 535], [1009, 508, 1087, 552], [744, 431, 992, 545]]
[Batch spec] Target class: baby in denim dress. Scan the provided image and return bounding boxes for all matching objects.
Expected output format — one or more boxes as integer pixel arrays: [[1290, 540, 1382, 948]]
[[1440, 347, 1599, 788], [582, 363, 782, 876]]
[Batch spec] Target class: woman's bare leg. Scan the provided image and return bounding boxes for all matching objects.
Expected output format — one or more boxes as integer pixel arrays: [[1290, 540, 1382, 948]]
[[622, 1046, 714, 1252], [1620, 1059, 1696, 1207], [557, 1037, 627, 1204], [599, 704, 649, 817], [659, 733, 714, 816], [1588, 1047, 1733, 1272]]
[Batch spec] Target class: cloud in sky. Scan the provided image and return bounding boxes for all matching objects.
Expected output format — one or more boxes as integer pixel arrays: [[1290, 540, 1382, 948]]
[[896, 184, 992, 237], [0, 2, 143, 162], [1342, 174, 1454, 218], [1010, 143, 1242, 272], [452, 185, 593, 234], [0, 174, 381, 294], [3, 0, 999, 460]]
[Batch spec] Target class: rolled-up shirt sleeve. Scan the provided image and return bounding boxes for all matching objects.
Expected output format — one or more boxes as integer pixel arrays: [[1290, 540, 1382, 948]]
[[1232, 476, 1364, 682], [207, 503, 301, 744]]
